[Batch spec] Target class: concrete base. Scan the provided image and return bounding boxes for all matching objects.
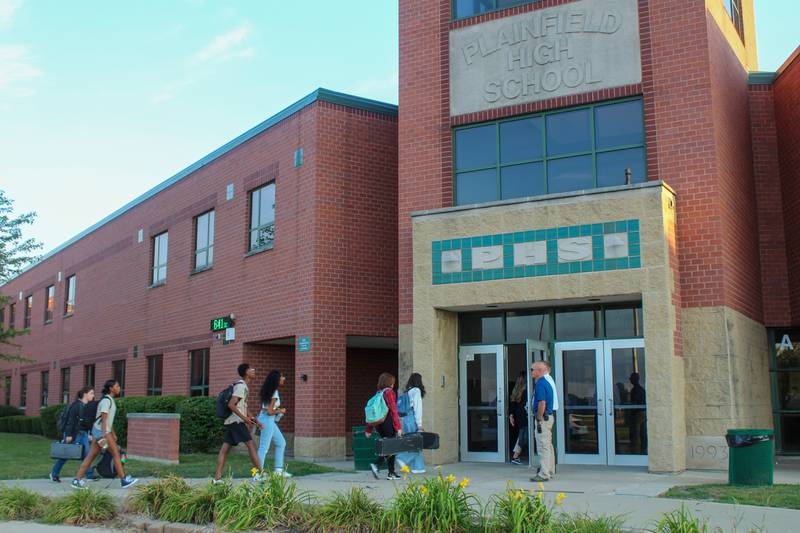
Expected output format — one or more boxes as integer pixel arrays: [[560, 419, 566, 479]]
[[293, 436, 346, 461], [126, 454, 179, 465]]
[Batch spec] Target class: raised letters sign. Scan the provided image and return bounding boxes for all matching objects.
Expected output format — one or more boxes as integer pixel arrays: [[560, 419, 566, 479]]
[[449, 0, 642, 116]]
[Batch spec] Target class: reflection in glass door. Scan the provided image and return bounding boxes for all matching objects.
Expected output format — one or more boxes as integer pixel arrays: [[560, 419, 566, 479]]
[[459, 345, 506, 462], [605, 339, 647, 465]]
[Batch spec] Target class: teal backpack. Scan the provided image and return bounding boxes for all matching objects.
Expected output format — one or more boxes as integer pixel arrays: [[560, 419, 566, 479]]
[[365, 389, 389, 424]]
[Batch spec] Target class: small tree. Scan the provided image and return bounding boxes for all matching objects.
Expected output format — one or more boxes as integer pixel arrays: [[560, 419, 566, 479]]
[[0, 189, 43, 362]]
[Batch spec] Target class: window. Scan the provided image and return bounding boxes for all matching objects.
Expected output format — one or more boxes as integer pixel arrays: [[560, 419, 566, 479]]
[[4, 376, 10, 405], [770, 329, 800, 454], [20, 374, 27, 408], [61, 368, 70, 404], [152, 232, 169, 285], [189, 349, 210, 396], [112, 360, 126, 397], [147, 355, 163, 396], [84, 364, 95, 389], [64, 275, 76, 315], [723, 0, 744, 39], [9, 303, 15, 329], [249, 183, 276, 252], [44, 285, 55, 323], [0, 307, 4, 330], [40, 371, 49, 408], [194, 210, 215, 271], [23, 295, 32, 328], [453, 0, 532, 19], [453, 99, 646, 206]]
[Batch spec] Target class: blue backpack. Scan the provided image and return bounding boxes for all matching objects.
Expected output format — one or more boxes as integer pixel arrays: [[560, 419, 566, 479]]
[[365, 389, 389, 424], [397, 393, 418, 433]]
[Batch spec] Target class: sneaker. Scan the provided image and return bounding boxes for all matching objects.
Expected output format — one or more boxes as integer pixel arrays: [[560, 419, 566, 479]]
[[70, 478, 87, 490], [369, 463, 380, 480], [212, 478, 225, 485], [510, 458, 523, 465], [530, 475, 550, 482], [120, 475, 138, 488], [275, 469, 293, 478], [387, 472, 402, 480], [411, 469, 426, 474], [49, 473, 61, 483], [252, 472, 262, 482]]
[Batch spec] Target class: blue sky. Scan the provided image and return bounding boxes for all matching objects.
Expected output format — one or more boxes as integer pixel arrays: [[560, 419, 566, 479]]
[[0, 0, 797, 255]]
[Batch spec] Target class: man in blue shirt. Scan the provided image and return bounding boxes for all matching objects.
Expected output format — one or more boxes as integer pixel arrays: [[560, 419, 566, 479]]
[[530, 361, 555, 481]]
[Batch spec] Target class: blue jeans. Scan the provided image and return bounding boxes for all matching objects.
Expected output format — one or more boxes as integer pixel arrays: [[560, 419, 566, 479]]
[[52, 431, 94, 477], [256, 412, 286, 471], [397, 449, 425, 472]]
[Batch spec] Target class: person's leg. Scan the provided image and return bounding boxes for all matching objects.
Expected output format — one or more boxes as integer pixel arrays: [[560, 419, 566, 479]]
[[76, 432, 95, 477], [544, 418, 555, 476], [105, 436, 126, 480], [214, 443, 232, 480], [257, 413, 274, 470], [272, 425, 286, 471], [75, 439, 101, 480], [535, 419, 553, 479], [245, 440, 262, 471]]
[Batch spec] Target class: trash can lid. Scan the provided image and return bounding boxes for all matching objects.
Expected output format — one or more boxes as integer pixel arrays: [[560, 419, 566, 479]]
[[726, 428, 774, 436]]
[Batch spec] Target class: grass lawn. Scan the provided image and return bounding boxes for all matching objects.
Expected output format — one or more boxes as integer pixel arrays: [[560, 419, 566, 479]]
[[0, 432, 338, 480], [663, 483, 800, 510]]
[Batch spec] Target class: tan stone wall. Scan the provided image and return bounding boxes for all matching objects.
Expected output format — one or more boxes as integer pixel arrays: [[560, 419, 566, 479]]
[[294, 436, 345, 461], [409, 183, 686, 471], [683, 306, 771, 437]]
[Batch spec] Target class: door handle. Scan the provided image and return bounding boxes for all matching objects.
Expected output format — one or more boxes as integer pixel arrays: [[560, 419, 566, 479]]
[[597, 398, 604, 416], [608, 399, 613, 416]]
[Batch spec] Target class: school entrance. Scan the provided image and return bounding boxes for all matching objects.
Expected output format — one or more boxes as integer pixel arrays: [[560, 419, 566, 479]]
[[457, 305, 647, 467]]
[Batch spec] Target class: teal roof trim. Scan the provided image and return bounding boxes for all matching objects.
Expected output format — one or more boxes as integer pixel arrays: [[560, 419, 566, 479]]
[[748, 72, 777, 85], [9, 88, 397, 282]]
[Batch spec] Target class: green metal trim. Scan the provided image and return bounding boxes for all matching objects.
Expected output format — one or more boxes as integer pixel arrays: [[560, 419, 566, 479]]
[[748, 72, 777, 85]]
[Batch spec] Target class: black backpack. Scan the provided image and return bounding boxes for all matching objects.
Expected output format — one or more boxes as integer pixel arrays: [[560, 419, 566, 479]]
[[215, 381, 242, 420], [96, 447, 126, 478], [56, 403, 73, 435], [84, 396, 109, 427]]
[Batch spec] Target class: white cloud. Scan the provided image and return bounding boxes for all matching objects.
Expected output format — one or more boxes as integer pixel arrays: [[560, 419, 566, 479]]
[[0, 0, 23, 27], [152, 77, 196, 104], [0, 45, 42, 97], [192, 23, 253, 64]]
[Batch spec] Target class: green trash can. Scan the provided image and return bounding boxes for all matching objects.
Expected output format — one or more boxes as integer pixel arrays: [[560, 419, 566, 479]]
[[726, 429, 774, 486], [353, 426, 382, 471]]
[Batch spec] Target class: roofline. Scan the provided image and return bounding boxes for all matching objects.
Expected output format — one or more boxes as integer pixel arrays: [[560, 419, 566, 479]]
[[776, 45, 800, 77], [747, 71, 777, 85], [6, 88, 397, 285]]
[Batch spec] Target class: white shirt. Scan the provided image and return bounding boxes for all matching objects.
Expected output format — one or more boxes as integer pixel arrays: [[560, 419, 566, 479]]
[[262, 391, 280, 413], [93, 396, 116, 433], [544, 374, 559, 411], [224, 381, 248, 425], [407, 387, 423, 427]]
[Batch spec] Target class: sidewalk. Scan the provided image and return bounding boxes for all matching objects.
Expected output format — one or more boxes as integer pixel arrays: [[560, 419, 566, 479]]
[[3, 462, 799, 532]]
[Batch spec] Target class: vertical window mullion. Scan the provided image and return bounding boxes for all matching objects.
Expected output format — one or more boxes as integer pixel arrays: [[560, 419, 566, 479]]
[[590, 105, 597, 188]]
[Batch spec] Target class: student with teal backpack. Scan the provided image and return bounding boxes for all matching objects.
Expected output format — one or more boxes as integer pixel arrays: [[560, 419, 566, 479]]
[[364, 372, 402, 480]]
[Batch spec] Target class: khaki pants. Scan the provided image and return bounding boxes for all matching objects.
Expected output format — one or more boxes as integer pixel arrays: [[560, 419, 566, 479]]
[[534, 416, 555, 479]]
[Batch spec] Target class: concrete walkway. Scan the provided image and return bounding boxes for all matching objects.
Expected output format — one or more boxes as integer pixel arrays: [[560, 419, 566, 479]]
[[2, 462, 799, 532]]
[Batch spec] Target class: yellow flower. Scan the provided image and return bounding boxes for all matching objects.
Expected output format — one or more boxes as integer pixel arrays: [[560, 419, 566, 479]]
[[555, 492, 566, 506], [420, 485, 428, 496], [250, 467, 258, 477], [446, 474, 456, 484], [536, 491, 543, 501], [400, 465, 410, 474], [538, 482, 545, 491], [459, 477, 471, 489]]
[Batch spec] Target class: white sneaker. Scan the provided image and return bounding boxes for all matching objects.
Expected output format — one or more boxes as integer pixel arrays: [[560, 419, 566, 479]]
[[275, 469, 292, 478], [212, 478, 225, 485], [252, 472, 262, 482], [411, 469, 426, 474]]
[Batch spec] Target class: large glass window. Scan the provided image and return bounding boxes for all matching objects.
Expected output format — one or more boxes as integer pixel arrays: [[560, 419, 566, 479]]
[[40, 371, 49, 408], [20, 374, 27, 408], [453, 0, 535, 19], [723, 0, 744, 39], [152, 232, 169, 285], [84, 364, 95, 389], [44, 285, 55, 323], [771, 329, 800, 454], [0, 307, 4, 330], [195, 210, 215, 271], [61, 368, 70, 404], [147, 355, 163, 396], [8, 303, 14, 329], [23, 295, 32, 328], [64, 275, 76, 315], [4, 376, 10, 405], [460, 314, 504, 344], [453, 99, 646, 205], [249, 183, 276, 252], [112, 360, 126, 397], [189, 349, 210, 396]]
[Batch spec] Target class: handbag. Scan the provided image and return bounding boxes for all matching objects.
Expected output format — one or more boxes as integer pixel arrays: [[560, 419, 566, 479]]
[[50, 440, 83, 460]]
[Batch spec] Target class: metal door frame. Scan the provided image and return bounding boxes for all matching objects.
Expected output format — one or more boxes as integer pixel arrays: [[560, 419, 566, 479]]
[[604, 338, 647, 466], [458, 344, 506, 462]]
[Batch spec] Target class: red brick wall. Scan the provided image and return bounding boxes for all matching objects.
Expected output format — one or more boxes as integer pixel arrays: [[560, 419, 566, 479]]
[[127, 415, 180, 463], [774, 53, 800, 323], [345, 347, 398, 435], [749, 83, 791, 326]]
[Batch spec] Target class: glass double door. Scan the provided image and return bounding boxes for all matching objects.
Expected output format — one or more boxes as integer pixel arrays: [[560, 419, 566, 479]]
[[555, 339, 647, 466]]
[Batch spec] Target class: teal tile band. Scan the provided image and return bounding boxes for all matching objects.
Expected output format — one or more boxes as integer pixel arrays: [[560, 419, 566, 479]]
[[431, 219, 641, 285]]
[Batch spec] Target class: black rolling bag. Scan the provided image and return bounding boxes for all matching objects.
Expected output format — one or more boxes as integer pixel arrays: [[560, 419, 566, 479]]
[[419, 431, 440, 450], [374, 432, 424, 456]]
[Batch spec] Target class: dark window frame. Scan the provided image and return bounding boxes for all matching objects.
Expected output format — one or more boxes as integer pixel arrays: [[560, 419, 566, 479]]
[[20, 373, 27, 408], [84, 364, 95, 389], [4, 376, 10, 406], [151, 232, 169, 286], [723, 0, 745, 40], [147, 355, 164, 396], [194, 210, 215, 272], [64, 275, 76, 316], [112, 360, 126, 397], [452, 0, 539, 21], [0, 307, 5, 330], [40, 370, 49, 408], [61, 367, 70, 404], [23, 295, 32, 328], [189, 348, 210, 397], [44, 285, 55, 323], [453, 97, 647, 206], [248, 182, 276, 253], [769, 329, 800, 455], [8, 303, 15, 329]]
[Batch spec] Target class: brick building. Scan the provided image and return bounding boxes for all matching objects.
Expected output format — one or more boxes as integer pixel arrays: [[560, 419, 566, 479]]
[[2, 0, 800, 471], [0, 89, 399, 459]]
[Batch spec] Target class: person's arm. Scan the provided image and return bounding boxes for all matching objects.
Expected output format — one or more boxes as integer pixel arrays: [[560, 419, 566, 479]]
[[536, 400, 546, 420], [410, 389, 423, 429], [101, 411, 109, 435], [63, 403, 78, 442], [385, 389, 402, 435], [228, 395, 253, 424], [265, 397, 285, 416]]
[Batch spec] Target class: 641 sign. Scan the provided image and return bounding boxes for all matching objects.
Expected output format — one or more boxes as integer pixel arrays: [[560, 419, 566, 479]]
[[210, 316, 234, 332]]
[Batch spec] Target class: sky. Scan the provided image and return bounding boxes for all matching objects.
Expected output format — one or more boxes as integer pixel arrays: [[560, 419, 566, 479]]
[[0, 0, 797, 258]]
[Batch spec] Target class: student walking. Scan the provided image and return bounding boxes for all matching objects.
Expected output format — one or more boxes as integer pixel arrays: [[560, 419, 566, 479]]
[[365, 372, 403, 480], [257, 370, 291, 477], [50, 387, 98, 482], [71, 380, 137, 489], [396, 373, 426, 474], [508, 372, 528, 465], [213, 363, 264, 483]]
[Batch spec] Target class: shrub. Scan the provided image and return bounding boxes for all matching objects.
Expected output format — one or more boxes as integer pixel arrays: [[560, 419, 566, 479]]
[[488, 482, 555, 532], [653, 506, 710, 533], [176, 396, 222, 453], [43, 489, 116, 525], [553, 512, 624, 533], [0, 486, 49, 520], [127, 475, 191, 516], [215, 473, 311, 531], [0, 415, 42, 435], [0, 405, 22, 418], [158, 481, 231, 524], [40, 404, 66, 440], [306, 487, 383, 533], [381, 472, 482, 532], [144, 395, 184, 413]]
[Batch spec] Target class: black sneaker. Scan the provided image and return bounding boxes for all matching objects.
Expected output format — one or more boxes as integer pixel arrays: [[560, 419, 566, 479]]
[[387, 472, 402, 480], [511, 458, 523, 465], [49, 473, 61, 483]]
